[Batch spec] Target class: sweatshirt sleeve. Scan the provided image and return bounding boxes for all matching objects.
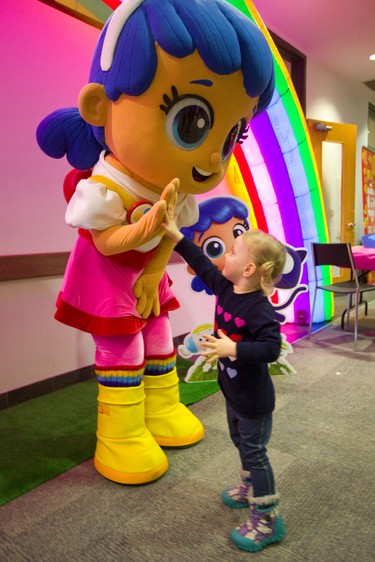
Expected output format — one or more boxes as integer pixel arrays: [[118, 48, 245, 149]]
[[236, 300, 281, 364], [174, 237, 227, 295]]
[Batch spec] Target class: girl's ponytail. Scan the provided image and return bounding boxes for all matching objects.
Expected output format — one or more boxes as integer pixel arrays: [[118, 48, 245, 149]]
[[259, 261, 274, 296]]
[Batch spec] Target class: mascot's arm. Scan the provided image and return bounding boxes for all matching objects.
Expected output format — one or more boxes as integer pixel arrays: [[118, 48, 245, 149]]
[[92, 179, 178, 256], [91, 200, 166, 255], [134, 236, 176, 319]]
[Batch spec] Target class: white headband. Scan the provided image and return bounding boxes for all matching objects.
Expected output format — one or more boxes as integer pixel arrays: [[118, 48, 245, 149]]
[[100, 0, 146, 72]]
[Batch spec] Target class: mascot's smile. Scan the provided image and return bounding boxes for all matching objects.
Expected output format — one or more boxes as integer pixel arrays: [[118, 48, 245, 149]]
[[192, 166, 214, 182]]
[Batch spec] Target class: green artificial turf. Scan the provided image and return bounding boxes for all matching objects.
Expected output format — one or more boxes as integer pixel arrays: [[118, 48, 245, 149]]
[[0, 359, 219, 507]]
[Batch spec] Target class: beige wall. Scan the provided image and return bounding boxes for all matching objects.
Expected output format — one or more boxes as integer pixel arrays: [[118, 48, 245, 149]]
[[306, 59, 374, 245]]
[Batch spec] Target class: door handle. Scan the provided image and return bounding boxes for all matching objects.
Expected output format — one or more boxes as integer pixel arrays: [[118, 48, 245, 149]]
[[347, 222, 355, 228]]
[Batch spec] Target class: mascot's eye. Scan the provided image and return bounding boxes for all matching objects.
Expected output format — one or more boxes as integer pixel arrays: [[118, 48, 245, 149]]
[[222, 118, 247, 161], [232, 223, 247, 238], [201, 237, 225, 259], [164, 96, 213, 151]]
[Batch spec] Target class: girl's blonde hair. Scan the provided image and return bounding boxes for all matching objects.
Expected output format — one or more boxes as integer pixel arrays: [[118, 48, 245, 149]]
[[242, 230, 286, 295]]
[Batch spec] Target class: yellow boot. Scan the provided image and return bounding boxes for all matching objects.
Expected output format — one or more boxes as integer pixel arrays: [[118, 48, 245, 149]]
[[94, 382, 168, 484], [143, 369, 204, 447]]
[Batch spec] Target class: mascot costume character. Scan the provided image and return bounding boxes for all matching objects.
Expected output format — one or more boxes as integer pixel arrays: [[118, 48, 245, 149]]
[[36, 0, 275, 485]]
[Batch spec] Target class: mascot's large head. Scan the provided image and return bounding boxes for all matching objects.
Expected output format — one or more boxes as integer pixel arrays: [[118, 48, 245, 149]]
[[37, 0, 274, 196]]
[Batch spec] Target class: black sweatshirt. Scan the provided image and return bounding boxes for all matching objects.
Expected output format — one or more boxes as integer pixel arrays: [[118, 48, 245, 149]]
[[175, 236, 281, 418]]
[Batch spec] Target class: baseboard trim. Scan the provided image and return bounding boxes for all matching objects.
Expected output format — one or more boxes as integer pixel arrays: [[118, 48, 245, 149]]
[[0, 365, 95, 411], [0, 335, 188, 411]]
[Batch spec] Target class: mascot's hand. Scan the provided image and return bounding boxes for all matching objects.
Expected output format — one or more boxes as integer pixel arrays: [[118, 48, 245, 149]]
[[133, 179, 179, 318], [128, 176, 178, 243], [92, 202, 165, 255], [160, 177, 179, 210], [134, 270, 163, 319], [91, 179, 179, 256]]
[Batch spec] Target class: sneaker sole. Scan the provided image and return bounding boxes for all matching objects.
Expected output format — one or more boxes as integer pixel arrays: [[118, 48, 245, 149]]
[[230, 518, 286, 552]]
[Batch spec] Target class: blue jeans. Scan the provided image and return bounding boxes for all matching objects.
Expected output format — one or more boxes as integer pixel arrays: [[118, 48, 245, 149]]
[[226, 401, 275, 497]]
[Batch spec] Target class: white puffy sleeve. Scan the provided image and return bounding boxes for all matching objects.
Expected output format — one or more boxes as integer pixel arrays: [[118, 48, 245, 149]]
[[65, 178, 126, 230]]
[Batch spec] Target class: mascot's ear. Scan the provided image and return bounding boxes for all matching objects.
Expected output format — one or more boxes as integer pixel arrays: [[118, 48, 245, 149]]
[[78, 83, 109, 127]]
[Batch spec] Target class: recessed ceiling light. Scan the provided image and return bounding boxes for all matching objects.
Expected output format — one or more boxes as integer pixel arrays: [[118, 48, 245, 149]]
[[370, 53, 375, 61]]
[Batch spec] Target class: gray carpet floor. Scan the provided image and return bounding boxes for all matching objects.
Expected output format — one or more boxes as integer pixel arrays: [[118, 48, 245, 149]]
[[1, 299, 374, 562]]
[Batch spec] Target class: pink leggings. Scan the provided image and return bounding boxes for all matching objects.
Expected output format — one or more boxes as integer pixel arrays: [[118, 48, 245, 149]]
[[93, 313, 175, 386]]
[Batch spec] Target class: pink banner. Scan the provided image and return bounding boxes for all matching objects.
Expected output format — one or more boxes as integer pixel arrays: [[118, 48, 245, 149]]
[[362, 146, 375, 283], [362, 146, 375, 235]]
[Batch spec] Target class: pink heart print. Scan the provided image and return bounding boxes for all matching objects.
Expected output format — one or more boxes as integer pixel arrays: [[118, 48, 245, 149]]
[[217, 305, 223, 315], [224, 312, 232, 322], [234, 317, 246, 328]]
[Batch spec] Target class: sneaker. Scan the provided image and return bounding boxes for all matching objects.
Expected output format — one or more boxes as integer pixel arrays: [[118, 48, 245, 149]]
[[230, 503, 286, 552]]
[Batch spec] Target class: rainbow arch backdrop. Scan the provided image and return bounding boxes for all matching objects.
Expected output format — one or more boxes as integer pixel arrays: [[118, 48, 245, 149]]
[[224, 0, 332, 323], [100, 0, 333, 323]]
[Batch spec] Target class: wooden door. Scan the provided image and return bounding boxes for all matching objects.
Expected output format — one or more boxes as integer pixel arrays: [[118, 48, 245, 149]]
[[307, 119, 357, 281]]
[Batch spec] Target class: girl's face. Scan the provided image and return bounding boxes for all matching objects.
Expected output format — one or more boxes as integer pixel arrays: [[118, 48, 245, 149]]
[[104, 46, 258, 195], [222, 234, 254, 285]]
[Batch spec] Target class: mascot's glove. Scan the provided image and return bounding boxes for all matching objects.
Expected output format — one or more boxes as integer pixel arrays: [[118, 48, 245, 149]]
[[133, 180, 179, 319], [134, 268, 164, 319], [134, 235, 176, 319], [91, 179, 178, 256]]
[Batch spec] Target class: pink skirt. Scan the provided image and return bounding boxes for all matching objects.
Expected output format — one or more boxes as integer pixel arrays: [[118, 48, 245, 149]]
[[55, 231, 179, 335]]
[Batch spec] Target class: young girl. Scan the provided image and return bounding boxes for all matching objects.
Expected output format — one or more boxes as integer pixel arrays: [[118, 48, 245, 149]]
[[36, 0, 275, 485], [162, 201, 287, 552]]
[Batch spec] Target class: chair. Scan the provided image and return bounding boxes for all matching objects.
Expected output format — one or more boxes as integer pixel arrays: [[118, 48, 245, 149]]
[[362, 234, 375, 248], [308, 242, 375, 349]]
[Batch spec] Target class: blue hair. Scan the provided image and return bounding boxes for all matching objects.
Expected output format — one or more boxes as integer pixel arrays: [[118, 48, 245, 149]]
[[182, 196, 249, 295], [37, 0, 274, 170], [182, 196, 249, 240]]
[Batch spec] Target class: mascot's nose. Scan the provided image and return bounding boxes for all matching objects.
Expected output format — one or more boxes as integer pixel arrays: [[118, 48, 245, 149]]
[[210, 151, 222, 168]]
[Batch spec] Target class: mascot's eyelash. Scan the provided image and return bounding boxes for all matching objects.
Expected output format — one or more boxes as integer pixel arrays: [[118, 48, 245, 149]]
[[160, 85, 179, 113], [237, 125, 249, 145]]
